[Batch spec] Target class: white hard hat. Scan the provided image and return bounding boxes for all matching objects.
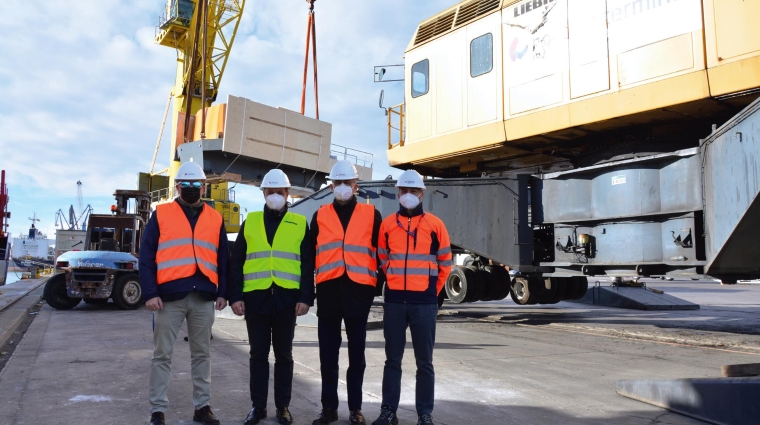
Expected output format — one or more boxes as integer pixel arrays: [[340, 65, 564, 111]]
[[328, 160, 359, 180], [395, 169, 425, 189], [261, 169, 291, 188], [176, 160, 206, 181]]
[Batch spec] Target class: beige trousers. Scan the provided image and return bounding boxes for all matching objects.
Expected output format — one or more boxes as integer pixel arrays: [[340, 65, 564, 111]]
[[149, 292, 215, 413]]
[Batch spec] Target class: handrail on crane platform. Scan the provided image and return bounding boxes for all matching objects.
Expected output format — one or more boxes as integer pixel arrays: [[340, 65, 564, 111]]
[[387, 103, 405, 149], [331, 144, 374, 169]]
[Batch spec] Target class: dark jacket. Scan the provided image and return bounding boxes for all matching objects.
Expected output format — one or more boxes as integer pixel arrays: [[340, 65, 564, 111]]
[[310, 196, 383, 317], [139, 200, 229, 303], [227, 205, 315, 314]]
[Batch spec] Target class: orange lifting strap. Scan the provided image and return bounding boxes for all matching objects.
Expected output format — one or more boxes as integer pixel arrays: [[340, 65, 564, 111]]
[[301, 0, 320, 119]]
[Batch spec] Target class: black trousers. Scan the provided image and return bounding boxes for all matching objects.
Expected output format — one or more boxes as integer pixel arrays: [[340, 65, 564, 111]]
[[318, 306, 371, 410], [245, 303, 297, 409]]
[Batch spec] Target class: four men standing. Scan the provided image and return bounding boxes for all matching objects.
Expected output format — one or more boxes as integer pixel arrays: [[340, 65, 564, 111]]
[[144, 163, 451, 425]]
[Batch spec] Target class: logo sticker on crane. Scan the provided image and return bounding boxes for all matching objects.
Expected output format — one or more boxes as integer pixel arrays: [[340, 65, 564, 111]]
[[612, 175, 627, 186]]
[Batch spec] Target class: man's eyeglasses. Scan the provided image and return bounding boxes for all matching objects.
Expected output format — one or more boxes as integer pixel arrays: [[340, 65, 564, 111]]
[[178, 181, 203, 189]]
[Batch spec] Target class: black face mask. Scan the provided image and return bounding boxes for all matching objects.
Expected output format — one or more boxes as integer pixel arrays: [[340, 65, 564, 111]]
[[180, 187, 202, 204]]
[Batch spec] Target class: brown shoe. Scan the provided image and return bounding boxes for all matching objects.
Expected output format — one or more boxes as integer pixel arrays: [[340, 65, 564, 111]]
[[312, 407, 339, 424], [193, 405, 220, 425], [349, 409, 367, 425]]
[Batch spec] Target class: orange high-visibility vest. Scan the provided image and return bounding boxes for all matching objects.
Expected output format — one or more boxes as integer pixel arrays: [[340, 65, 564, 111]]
[[378, 212, 452, 295], [156, 201, 222, 285], [315, 203, 377, 286]]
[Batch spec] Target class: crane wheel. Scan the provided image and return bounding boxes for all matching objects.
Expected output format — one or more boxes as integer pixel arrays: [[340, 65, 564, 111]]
[[444, 266, 470, 304]]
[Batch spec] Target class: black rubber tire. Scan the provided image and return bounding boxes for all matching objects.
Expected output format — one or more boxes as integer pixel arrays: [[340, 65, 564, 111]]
[[509, 277, 533, 305], [532, 277, 557, 304], [563, 276, 581, 300], [475, 269, 490, 301], [570, 276, 589, 300], [465, 266, 483, 302], [43, 274, 81, 310], [482, 266, 502, 301], [492, 267, 511, 300], [462, 266, 478, 302], [83, 298, 108, 304], [545, 277, 566, 304], [501, 275, 514, 300], [444, 266, 469, 304], [112, 274, 142, 310]]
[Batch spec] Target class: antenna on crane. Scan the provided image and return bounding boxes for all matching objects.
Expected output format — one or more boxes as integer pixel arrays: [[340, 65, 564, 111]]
[[76, 180, 83, 218]]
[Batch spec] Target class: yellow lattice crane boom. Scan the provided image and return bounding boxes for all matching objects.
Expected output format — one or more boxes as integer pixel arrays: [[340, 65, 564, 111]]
[[148, 0, 245, 232]]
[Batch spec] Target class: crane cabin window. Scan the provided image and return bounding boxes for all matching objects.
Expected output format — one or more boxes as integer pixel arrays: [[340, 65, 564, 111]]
[[470, 33, 493, 78], [411, 59, 429, 98]]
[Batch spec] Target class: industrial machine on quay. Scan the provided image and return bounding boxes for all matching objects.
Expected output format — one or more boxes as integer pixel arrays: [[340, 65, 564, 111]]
[[291, 0, 760, 308]]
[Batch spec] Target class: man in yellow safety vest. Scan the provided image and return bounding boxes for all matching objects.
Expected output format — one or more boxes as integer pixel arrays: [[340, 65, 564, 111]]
[[228, 169, 315, 425]]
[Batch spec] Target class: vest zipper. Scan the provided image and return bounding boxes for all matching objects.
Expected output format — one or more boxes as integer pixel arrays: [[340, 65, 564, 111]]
[[403, 216, 411, 303]]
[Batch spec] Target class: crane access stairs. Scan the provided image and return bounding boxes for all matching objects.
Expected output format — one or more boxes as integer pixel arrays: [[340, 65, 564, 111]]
[[291, 96, 760, 310]]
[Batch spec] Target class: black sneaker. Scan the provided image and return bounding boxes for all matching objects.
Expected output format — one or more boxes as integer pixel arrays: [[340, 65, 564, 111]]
[[276, 407, 294, 424], [245, 407, 267, 425], [349, 409, 367, 425], [417, 413, 434, 425], [193, 405, 220, 425], [371, 405, 398, 425], [149, 412, 165, 425]]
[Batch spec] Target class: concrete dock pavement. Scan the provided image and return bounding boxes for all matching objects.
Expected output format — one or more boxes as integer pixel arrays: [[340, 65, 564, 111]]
[[2, 286, 758, 424]]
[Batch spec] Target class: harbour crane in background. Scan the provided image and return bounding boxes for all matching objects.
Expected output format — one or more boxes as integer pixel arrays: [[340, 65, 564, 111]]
[[54, 181, 92, 231]]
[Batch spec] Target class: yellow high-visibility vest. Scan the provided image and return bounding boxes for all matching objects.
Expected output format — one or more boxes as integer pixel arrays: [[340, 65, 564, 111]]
[[242, 211, 306, 292]]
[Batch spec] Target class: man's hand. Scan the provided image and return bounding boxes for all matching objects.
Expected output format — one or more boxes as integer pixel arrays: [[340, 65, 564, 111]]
[[215, 297, 227, 311], [295, 302, 310, 316], [146, 297, 163, 311], [231, 301, 245, 316]]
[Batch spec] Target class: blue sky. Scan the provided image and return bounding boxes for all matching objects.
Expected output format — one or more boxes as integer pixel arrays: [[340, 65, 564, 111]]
[[0, 0, 455, 238]]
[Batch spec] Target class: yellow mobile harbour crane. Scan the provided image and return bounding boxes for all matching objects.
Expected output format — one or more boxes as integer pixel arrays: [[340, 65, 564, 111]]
[[291, 0, 760, 309], [142, 0, 245, 232]]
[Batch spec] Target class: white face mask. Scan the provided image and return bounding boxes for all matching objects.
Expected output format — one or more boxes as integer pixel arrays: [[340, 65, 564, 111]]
[[265, 193, 286, 211], [333, 183, 354, 201], [399, 193, 421, 210]]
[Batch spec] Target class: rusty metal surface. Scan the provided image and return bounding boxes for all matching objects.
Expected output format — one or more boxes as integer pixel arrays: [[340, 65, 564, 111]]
[[65, 268, 118, 299]]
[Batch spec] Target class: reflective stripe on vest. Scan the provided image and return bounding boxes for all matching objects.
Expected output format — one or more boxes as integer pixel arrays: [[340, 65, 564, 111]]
[[242, 211, 306, 292], [156, 201, 222, 285], [315, 203, 377, 286]]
